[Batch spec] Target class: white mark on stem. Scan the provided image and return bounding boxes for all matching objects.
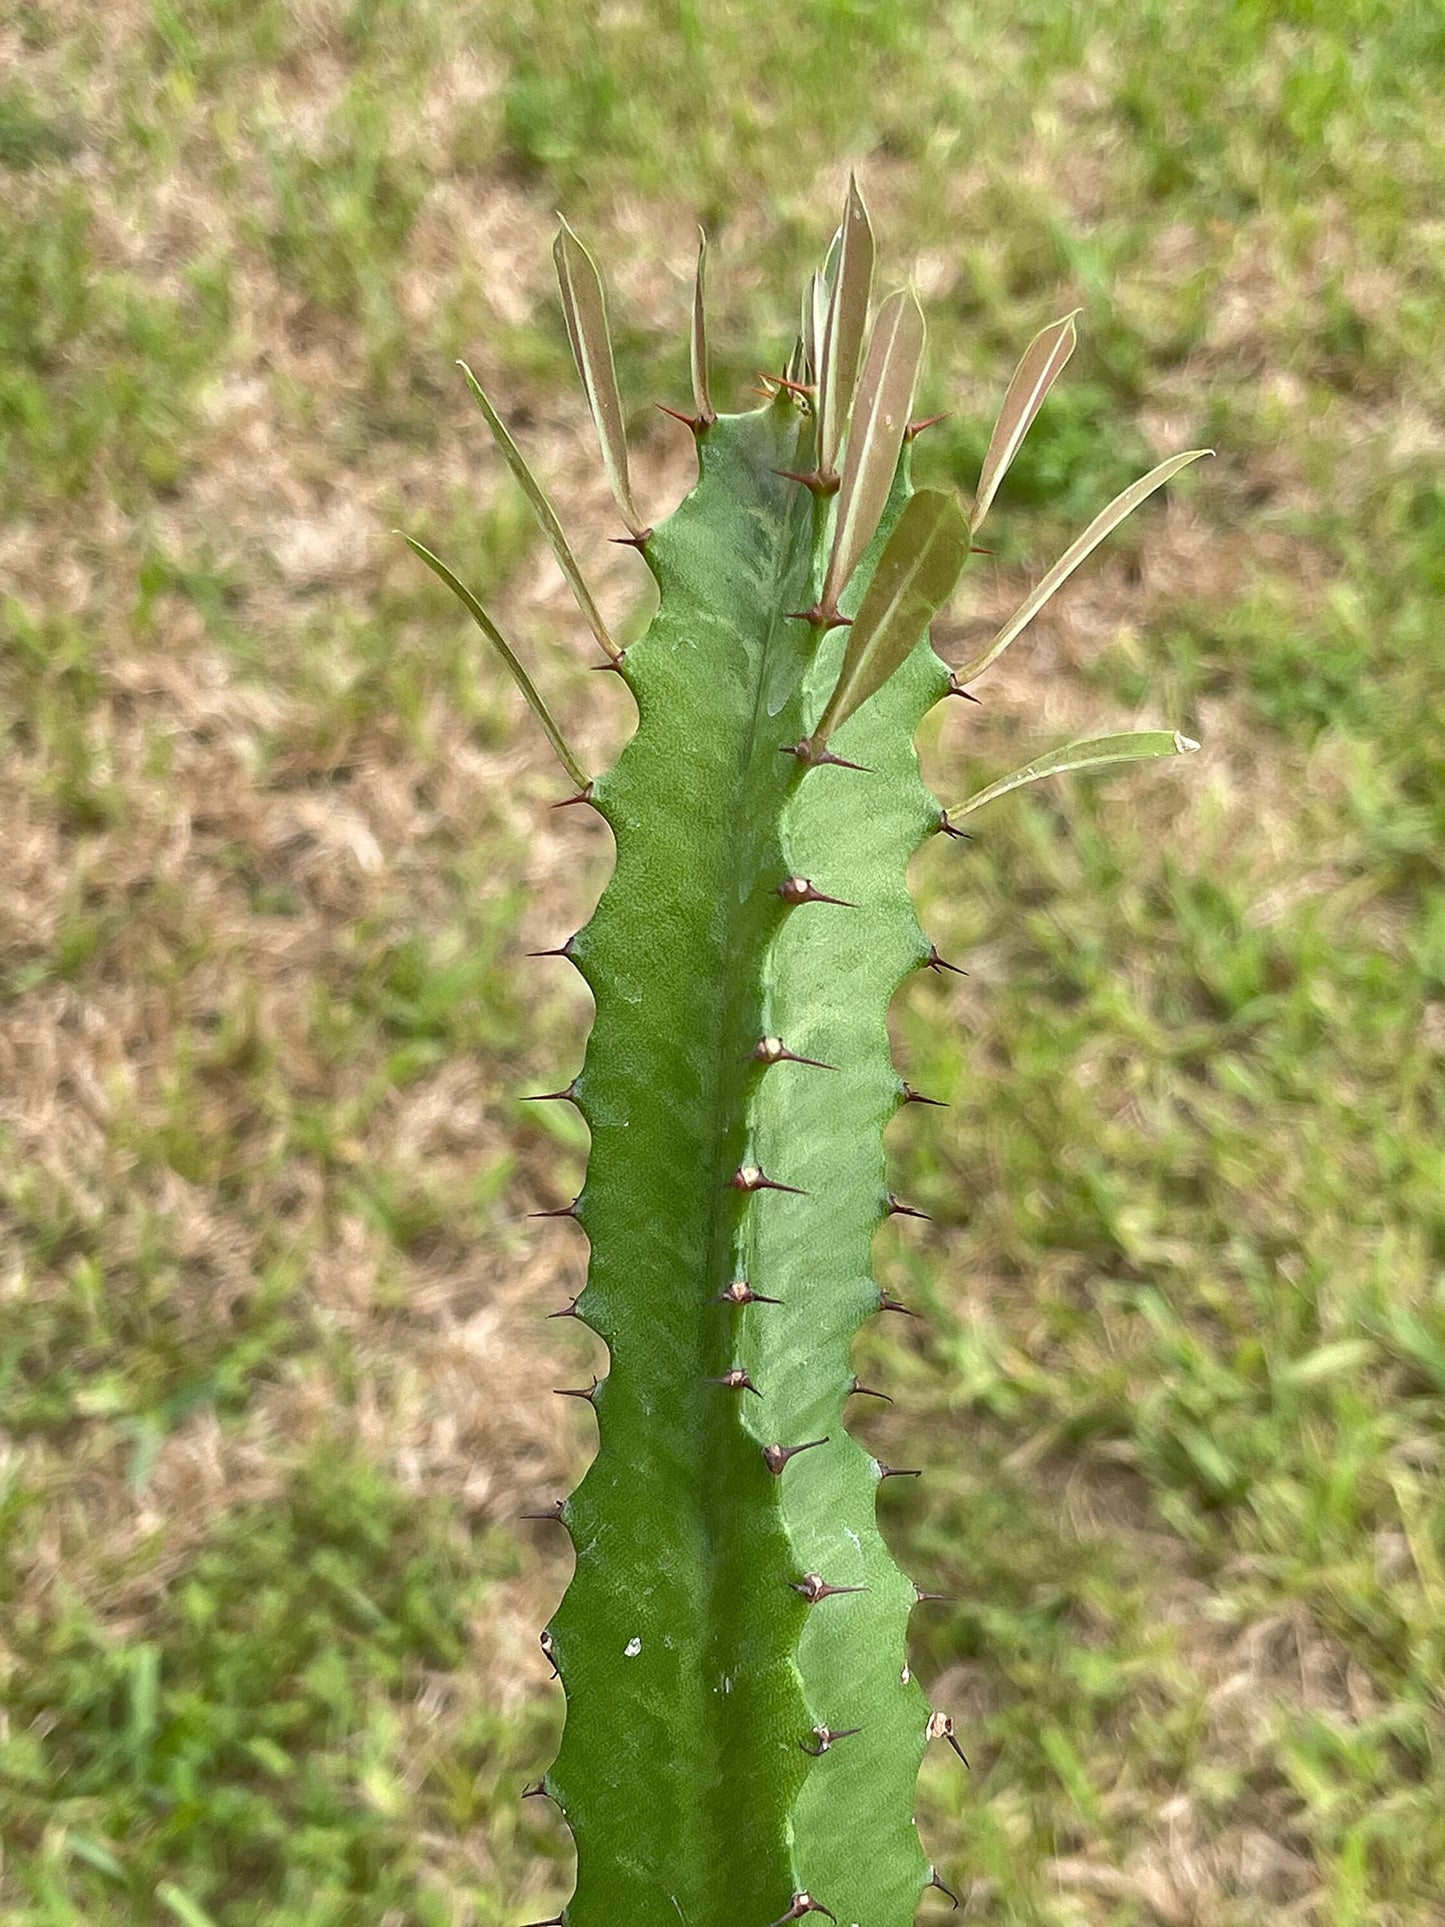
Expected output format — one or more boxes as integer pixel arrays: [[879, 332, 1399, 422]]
[[624, 1635, 642, 1657]]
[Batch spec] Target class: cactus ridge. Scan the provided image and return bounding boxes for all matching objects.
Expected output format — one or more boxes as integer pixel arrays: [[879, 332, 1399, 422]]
[[409, 181, 1203, 1926]]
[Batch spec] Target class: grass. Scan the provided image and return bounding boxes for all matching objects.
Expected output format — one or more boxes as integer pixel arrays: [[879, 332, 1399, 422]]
[[1, 1, 1442, 1922]]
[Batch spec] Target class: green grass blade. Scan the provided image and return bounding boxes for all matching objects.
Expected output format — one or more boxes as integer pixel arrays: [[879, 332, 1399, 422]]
[[953, 448, 1213, 687], [156, 1886, 219, 1927], [458, 361, 621, 664], [970, 310, 1079, 533], [812, 488, 969, 745], [816, 173, 875, 480], [400, 535, 590, 791], [947, 728, 1200, 820], [691, 228, 715, 426], [820, 288, 925, 617], [553, 218, 645, 537]]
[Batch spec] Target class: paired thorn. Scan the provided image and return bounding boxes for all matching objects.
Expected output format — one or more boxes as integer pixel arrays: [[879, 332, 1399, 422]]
[[850, 1378, 893, 1404], [763, 1437, 829, 1475], [520, 1779, 549, 1800], [546, 1295, 585, 1322], [730, 1163, 807, 1196], [800, 1723, 862, 1756], [901, 1082, 948, 1108], [715, 1279, 782, 1306], [905, 410, 950, 442], [553, 1377, 600, 1404], [524, 1081, 578, 1105], [924, 942, 967, 977], [751, 1035, 836, 1071], [785, 603, 852, 630], [713, 1368, 762, 1397], [539, 1631, 558, 1677], [937, 809, 973, 841], [591, 653, 628, 675], [531, 1198, 580, 1220], [791, 1573, 867, 1603], [769, 371, 818, 399], [520, 1498, 567, 1524], [929, 1867, 961, 1909], [778, 875, 856, 909], [878, 1293, 918, 1318], [946, 671, 982, 704], [779, 739, 871, 772], [927, 1709, 970, 1766], [770, 1894, 836, 1925], [877, 1462, 924, 1482], [888, 1192, 931, 1220]]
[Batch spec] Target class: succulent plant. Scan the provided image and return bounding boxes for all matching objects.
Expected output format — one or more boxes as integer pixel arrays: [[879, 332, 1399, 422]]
[[406, 179, 1205, 1927]]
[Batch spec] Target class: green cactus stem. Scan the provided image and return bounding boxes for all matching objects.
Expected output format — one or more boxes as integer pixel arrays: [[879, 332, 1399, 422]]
[[408, 179, 1204, 1927]]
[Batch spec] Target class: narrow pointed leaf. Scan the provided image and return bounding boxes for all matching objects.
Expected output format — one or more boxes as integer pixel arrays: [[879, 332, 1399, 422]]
[[553, 219, 644, 537], [801, 270, 825, 387], [971, 311, 1079, 533], [458, 361, 621, 664], [954, 449, 1212, 686], [821, 289, 926, 616], [948, 729, 1199, 821], [401, 535, 589, 791], [815, 175, 875, 479], [812, 489, 970, 745], [691, 228, 715, 426]]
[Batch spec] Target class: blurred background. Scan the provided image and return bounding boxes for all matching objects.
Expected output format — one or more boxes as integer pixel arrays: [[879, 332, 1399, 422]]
[[2, 2, 1442, 1923]]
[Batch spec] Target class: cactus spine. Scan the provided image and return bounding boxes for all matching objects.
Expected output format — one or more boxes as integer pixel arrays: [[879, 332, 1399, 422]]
[[409, 181, 1204, 1927]]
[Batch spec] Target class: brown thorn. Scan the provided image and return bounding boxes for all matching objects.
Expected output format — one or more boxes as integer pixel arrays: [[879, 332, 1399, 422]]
[[888, 1193, 931, 1221], [655, 401, 706, 432], [900, 1082, 948, 1108], [770, 1893, 837, 1925], [928, 1868, 961, 1909], [714, 1279, 782, 1306], [551, 785, 597, 811], [530, 1199, 580, 1220], [520, 1779, 550, 1800], [751, 1035, 837, 1071], [546, 1295, 585, 1322], [712, 1368, 762, 1397], [769, 371, 817, 398], [800, 1723, 863, 1755], [850, 1379, 893, 1404], [878, 1293, 918, 1318], [877, 1462, 924, 1481], [763, 1437, 829, 1474], [779, 740, 872, 773], [729, 1163, 808, 1196], [539, 1631, 558, 1677], [937, 808, 973, 841], [945, 672, 982, 704], [520, 1498, 566, 1523], [527, 939, 576, 960], [608, 528, 653, 550], [927, 1710, 969, 1766], [524, 1082, 578, 1105], [521, 1915, 565, 1926], [591, 654, 628, 675], [915, 1587, 954, 1604], [778, 876, 857, 909], [785, 603, 852, 630], [553, 1377, 599, 1404], [924, 942, 967, 977], [771, 467, 832, 496], [790, 1573, 867, 1603], [905, 410, 951, 442]]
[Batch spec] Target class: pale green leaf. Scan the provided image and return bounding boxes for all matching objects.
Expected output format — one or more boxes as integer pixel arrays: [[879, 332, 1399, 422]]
[[401, 535, 590, 791], [691, 228, 715, 426], [820, 288, 926, 617], [553, 218, 644, 537], [458, 361, 621, 664], [157, 1886, 219, 1927], [947, 729, 1199, 821], [971, 311, 1079, 532], [954, 449, 1213, 687], [815, 174, 875, 479], [813, 489, 970, 745]]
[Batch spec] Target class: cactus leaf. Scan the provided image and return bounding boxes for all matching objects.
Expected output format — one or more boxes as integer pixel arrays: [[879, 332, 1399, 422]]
[[947, 727, 1200, 820], [398, 535, 589, 791], [970, 310, 1080, 532], [691, 227, 716, 427], [815, 174, 876, 479], [553, 218, 646, 538], [953, 447, 1213, 688], [820, 288, 926, 618], [457, 361, 622, 664], [811, 488, 970, 747]]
